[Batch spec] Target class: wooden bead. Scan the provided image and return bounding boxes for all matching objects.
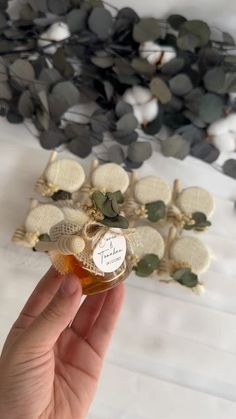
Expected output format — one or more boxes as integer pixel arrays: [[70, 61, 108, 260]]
[[134, 176, 171, 204]]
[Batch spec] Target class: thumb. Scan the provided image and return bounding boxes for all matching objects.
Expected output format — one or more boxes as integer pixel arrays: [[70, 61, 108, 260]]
[[22, 274, 82, 349]]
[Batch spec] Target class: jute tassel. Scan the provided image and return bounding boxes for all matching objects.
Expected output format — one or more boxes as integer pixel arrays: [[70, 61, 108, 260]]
[[35, 151, 58, 196], [75, 159, 99, 205], [35, 235, 85, 255], [12, 199, 39, 247], [158, 227, 177, 276]]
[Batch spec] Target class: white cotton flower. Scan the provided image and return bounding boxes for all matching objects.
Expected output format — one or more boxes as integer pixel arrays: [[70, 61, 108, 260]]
[[38, 22, 70, 54], [212, 132, 236, 152], [123, 86, 159, 125], [139, 41, 176, 66], [207, 113, 236, 152]]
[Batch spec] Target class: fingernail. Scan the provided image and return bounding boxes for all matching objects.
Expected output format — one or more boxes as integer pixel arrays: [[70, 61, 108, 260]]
[[60, 275, 79, 297]]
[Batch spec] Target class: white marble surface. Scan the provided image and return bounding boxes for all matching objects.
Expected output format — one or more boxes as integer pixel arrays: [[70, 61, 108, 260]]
[[0, 116, 236, 418]]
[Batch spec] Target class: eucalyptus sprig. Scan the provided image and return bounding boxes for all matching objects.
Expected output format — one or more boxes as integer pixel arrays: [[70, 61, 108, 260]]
[[184, 212, 212, 231], [0, 1, 236, 175], [92, 190, 128, 228], [171, 267, 199, 288]]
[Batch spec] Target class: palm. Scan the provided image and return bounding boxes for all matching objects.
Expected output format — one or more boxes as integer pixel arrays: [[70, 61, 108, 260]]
[[0, 268, 124, 419]]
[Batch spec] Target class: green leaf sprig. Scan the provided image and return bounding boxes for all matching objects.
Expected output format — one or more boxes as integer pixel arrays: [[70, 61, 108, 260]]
[[145, 201, 166, 222], [184, 212, 211, 231], [171, 268, 199, 288], [92, 190, 128, 229], [134, 254, 160, 277]]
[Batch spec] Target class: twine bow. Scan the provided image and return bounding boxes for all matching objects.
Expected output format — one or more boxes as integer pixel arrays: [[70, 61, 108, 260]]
[[75, 221, 137, 277]]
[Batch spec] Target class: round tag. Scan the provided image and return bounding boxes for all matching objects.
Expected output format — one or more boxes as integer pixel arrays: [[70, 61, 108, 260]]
[[93, 231, 126, 273]]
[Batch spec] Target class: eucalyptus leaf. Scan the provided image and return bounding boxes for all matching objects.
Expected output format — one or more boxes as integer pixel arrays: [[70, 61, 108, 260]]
[[133, 18, 162, 43], [203, 67, 225, 94], [169, 73, 193, 96], [146, 201, 166, 222], [179, 20, 210, 47], [9, 59, 35, 87], [0, 58, 8, 83], [167, 14, 187, 30], [91, 111, 110, 133], [116, 101, 133, 118], [161, 57, 185, 75], [161, 134, 190, 159], [132, 58, 155, 74], [113, 131, 138, 145], [223, 159, 236, 179], [88, 7, 113, 40], [0, 81, 12, 100], [7, 110, 24, 124], [199, 93, 224, 123], [67, 136, 92, 158], [177, 33, 200, 51], [52, 81, 80, 108], [107, 144, 125, 164], [173, 270, 198, 288], [66, 9, 87, 33], [39, 68, 62, 89], [48, 0, 70, 15], [18, 90, 34, 118], [91, 55, 114, 68], [92, 191, 106, 209], [116, 113, 138, 133], [102, 199, 118, 218], [142, 254, 160, 270], [150, 77, 172, 104], [39, 128, 66, 149], [101, 215, 129, 229], [127, 142, 152, 163], [191, 142, 220, 163], [0, 11, 7, 30], [172, 268, 191, 281], [134, 258, 154, 277], [142, 112, 163, 135]]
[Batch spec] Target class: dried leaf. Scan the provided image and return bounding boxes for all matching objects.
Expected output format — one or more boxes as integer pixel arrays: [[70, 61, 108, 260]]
[[127, 142, 152, 162], [116, 113, 138, 133], [167, 14, 187, 30], [150, 77, 172, 104], [107, 145, 125, 164], [133, 18, 162, 43], [88, 7, 113, 40], [199, 93, 224, 123], [169, 73, 193, 96], [146, 201, 166, 222], [223, 159, 236, 179], [132, 58, 155, 74], [161, 134, 190, 159]]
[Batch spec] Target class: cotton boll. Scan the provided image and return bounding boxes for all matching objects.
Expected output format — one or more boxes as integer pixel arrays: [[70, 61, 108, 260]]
[[38, 22, 70, 54], [226, 113, 236, 132], [212, 132, 236, 152], [141, 98, 159, 124], [132, 86, 152, 104], [207, 118, 230, 136], [139, 41, 162, 65], [123, 89, 137, 106], [160, 48, 176, 65], [132, 105, 144, 124]]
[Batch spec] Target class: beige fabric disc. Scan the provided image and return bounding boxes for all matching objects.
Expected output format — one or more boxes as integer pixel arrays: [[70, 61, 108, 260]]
[[62, 207, 89, 227], [134, 225, 165, 258], [170, 236, 210, 274], [25, 204, 64, 234], [134, 176, 171, 204], [91, 163, 129, 193], [45, 159, 85, 193], [176, 187, 214, 217], [50, 220, 81, 242]]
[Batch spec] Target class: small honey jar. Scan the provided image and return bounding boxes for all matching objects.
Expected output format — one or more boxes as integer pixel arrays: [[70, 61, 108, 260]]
[[35, 191, 135, 295]]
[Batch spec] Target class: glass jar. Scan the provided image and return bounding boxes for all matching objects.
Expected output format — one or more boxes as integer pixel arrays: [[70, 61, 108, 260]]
[[50, 228, 133, 295]]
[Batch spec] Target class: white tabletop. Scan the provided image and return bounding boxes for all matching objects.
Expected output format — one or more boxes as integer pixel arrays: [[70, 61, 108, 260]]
[[0, 116, 236, 418]]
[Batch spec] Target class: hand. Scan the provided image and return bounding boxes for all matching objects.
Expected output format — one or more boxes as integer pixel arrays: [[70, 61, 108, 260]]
[[0, 267, 124, 419]]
